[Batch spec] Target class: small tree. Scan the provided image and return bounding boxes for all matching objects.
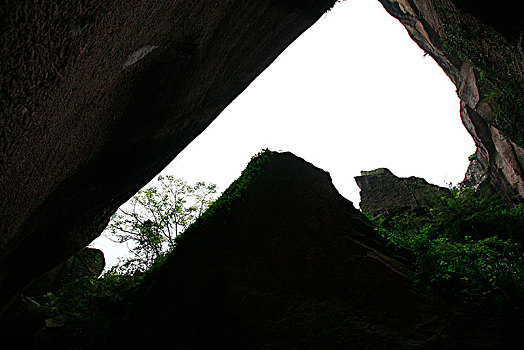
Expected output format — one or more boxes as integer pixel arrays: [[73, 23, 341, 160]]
[[105, 175, 217, 273]]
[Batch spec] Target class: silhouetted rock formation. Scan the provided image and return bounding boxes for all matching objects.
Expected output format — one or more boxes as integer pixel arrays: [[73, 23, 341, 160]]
[[355, 168, 450, 216], [112, 152, 523, 349], [113, 152, 447, 349], [3, 153, 521, 349], [25, 248, 105, 297]]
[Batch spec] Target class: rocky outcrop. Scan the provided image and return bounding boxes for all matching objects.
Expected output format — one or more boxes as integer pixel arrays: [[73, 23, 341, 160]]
[[378, 0, 524, 203], [355, 168, 450, 216], [111, 152, 447, 349], [110, 152, 523, 349], [0, 0, 337, 309]]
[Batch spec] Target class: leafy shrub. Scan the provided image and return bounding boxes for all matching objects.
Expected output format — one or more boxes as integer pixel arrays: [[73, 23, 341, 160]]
[[39, 273, 140, 328], [105, 176, 217, 274], [366, 186, 524, 305], [430, 187, 524, 242]]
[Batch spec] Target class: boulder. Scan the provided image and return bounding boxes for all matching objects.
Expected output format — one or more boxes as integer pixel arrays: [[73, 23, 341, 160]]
[[355, 168, 450, 216]]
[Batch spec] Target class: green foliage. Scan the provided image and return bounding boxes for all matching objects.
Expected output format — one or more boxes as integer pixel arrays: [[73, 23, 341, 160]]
[[30, 175, 220, 343], [468, 153, 477, 161], [476, 70, 524, 146], [366, 187, 524, 305], [430, 187, 507, 241], [105, 176, 217, 273], [40, 273, 139, 329]]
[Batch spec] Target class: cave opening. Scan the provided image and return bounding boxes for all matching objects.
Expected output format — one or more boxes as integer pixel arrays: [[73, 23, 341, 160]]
[[91, 0, 475, 268], [5, 2, 524, 346]]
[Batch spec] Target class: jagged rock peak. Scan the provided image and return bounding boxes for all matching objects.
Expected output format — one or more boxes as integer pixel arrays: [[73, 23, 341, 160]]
[[111, 151, 443, 349], [355, 167, 450, 216], [360, 168, 393, 176]]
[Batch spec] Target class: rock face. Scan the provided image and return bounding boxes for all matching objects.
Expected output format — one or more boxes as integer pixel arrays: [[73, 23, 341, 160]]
[[355, 168, 450, 216], [0, 0, 337, 308], [112, 152, 446, 349], [378, 0, 524, 203]]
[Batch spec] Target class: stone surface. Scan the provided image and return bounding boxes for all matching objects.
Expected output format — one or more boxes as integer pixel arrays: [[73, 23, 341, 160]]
[[355, 168, 450, 216], [0, 0, 337, 308], [451, 0, 523, 43], [0, 294, 45, 350], [378, 0, 524, 204]]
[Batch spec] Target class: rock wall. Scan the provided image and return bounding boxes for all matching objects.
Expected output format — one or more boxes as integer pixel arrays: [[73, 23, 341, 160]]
[[378, 0, 524, 203], [0, 0, 337, 309], [24, 247, 105, 297]]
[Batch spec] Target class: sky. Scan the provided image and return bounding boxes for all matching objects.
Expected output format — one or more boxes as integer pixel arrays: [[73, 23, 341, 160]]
[[91, 0, 476, 268]]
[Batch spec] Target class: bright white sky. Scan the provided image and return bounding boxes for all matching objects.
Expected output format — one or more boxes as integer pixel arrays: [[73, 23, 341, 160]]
[[92, 0, 476, 268]]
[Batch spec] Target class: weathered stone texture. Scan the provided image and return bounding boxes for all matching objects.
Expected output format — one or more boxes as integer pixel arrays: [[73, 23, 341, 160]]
[[0, 0, 336, 308], [379, 0, 524, 203], [1, 0, 523, 317], [355, 168, 450, 216]]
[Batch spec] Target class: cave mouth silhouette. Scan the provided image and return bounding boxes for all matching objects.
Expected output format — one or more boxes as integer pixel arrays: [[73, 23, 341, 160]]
[[91, 0, 476, 269]]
